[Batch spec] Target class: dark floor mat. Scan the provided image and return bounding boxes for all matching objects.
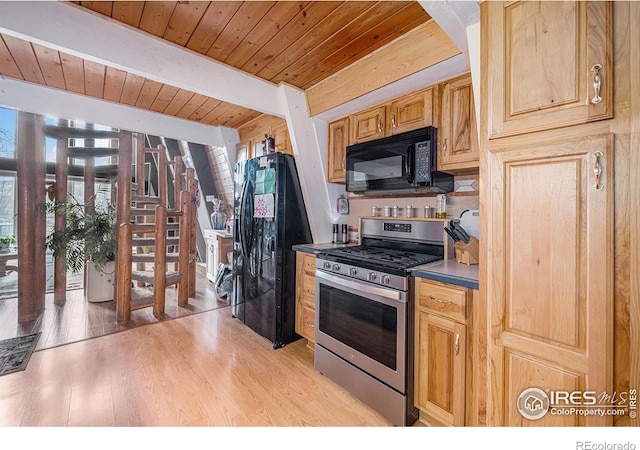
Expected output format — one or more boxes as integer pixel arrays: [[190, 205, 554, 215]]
[[0, 332, 41, 376]]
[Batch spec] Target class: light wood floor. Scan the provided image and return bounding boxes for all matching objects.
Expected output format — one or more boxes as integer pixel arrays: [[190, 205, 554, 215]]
[[0, 264, 229, 351], [0, 304, 392, 427]]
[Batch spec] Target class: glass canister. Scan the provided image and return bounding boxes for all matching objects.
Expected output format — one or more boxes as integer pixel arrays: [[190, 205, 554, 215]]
[[371, 206, 379, 217], [383, 206, 391, 217], [391, 205, 399, 217], [435, 194, 447, 219]]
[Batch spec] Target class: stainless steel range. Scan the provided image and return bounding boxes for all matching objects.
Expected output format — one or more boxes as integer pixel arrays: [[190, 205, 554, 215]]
[[314, 218, 448, 426]]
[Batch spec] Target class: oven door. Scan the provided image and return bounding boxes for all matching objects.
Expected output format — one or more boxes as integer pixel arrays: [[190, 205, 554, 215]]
[[315, 270, 407, 393]]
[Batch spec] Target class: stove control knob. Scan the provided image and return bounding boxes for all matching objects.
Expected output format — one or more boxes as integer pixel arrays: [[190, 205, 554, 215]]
[[367, 272, 377, 282], [323, 262, 331, 270], [349, 268, 358, 276], [332, 264, 341, 272], [380, 275, 390, 285]]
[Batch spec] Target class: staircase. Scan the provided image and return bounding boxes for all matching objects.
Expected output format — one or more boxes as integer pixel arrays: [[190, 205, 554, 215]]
[[115, 132, 199, 323]]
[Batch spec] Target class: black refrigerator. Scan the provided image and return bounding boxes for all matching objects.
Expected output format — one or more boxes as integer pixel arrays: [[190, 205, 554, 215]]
[[232, 152, 313, 348]]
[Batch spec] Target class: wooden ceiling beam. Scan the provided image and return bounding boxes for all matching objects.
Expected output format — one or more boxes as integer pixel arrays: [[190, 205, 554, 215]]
[[306, 20, 461, 116], [0, 1, 285, 118]]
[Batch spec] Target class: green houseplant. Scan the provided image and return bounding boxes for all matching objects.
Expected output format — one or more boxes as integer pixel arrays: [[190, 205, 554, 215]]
[[44, 198, 117, 274], [0, 234, 16, 251]]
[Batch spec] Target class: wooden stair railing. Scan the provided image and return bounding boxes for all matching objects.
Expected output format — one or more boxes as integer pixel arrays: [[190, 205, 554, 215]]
[[115, 132, 197, 322]]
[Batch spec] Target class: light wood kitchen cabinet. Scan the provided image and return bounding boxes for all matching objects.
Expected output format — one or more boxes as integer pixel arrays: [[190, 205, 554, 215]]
[[415, 278, 469, 426], [486, 132, 614, 426], [327, 117, 349, 183], [350, 105, 386, 144], [438, 73, 479, 172], [388, 87, 436, 135], [295, 252, 316, 348], [484, 1, 612, 139]]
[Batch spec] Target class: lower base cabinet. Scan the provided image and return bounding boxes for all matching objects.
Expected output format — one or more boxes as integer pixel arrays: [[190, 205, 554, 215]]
[[295, 252, 316, 348], [415, 278, 471, 426]]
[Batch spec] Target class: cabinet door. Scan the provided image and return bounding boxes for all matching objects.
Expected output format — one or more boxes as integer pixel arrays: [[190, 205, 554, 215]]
[[327, 117, 349, 183], [389, 88, 435, 135], [350, 106, 386, 144], [439, 73, 479, 171], [416, 310, 466, 426], [295, 252, 316, 345], [487, 133, 613, 426], [484, 1, 612, 139]]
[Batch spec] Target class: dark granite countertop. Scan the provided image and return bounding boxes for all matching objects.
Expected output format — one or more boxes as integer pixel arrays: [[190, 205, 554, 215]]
[[292, 242, 356, 255], [411, 259, 479, 290]]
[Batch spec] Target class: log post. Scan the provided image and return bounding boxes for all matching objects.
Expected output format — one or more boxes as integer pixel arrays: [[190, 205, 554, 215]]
[[16, 112, 46, 322], [115, 131, 133, 305], [188, 170, 198, 298], [54, 119, 69, 305]]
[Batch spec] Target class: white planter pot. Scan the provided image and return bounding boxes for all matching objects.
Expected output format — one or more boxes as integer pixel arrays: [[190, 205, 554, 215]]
[[85, 260, 115, 303]]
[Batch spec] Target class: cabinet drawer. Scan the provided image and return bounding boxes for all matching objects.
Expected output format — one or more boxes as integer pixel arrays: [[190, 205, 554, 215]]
[[302, 253, 316, 273], [302, 273, 316, 306], [418, 280, 467, 322], [301, 305, 316, 342]]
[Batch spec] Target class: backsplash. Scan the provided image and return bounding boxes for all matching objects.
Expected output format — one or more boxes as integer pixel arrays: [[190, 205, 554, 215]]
[[337, 175, 480, 242]]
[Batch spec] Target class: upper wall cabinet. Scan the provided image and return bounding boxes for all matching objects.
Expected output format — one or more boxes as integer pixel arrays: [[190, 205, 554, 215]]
[[438, 73, 479, 172], [350, 105, 387, 144], [484, 1, 612, 139], [327, 117, 349, 183], [389, 87, 437, 135]]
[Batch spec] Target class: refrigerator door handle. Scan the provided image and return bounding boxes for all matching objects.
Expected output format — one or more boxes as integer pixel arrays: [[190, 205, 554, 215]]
[[239, 180, 251, 258]]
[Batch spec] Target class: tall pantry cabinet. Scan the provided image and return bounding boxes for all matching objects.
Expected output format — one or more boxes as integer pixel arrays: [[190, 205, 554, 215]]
[[481, 1, 615, 426]]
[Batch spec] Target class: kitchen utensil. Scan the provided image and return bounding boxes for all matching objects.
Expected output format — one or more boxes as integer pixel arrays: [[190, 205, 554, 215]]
[[444, 226, 459, 242], [450, 221, 470, 244], [459, 209, 480, 239]]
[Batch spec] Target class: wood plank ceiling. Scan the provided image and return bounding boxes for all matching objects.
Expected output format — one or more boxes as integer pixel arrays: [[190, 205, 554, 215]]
[[0, 1, 431, 129]]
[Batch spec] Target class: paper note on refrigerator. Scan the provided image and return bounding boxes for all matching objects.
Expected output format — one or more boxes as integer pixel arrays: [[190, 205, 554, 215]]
[[255, 168, 276, 194], [254, 193, 275, 218]]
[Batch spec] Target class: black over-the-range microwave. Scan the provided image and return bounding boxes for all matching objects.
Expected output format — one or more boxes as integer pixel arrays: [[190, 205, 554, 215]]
[[345, 126, 454, 194]]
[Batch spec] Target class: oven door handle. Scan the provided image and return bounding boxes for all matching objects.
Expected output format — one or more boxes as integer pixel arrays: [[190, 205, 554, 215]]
[[315, 270, 407, 304]]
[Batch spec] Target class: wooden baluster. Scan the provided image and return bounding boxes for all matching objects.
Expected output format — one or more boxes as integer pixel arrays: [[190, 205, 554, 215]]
[[178, 190, 190, 307], [116, 222, 132, 323], [153, 205, 167, 317]]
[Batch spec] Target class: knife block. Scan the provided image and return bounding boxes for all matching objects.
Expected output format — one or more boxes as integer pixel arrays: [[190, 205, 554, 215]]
[[454, 236, 479, 265]]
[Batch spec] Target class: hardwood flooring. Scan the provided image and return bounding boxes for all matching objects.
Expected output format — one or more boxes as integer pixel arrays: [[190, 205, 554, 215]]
[[0, 304, 392, 427], [0, 264, 229, 351]]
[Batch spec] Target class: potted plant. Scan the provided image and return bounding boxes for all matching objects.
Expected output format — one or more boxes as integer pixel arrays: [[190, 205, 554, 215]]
[[44, 196, 117, 302], [0, 234, 15, 252]]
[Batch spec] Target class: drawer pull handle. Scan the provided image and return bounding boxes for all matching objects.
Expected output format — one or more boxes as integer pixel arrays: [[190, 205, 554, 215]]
[[594, 151, 604, 191], [306, 288, 314, 294], [428, 295, 452, 305], [304, 320, 315, 328], [591, 64, 603, 105], [455, 333, 460, 355]]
